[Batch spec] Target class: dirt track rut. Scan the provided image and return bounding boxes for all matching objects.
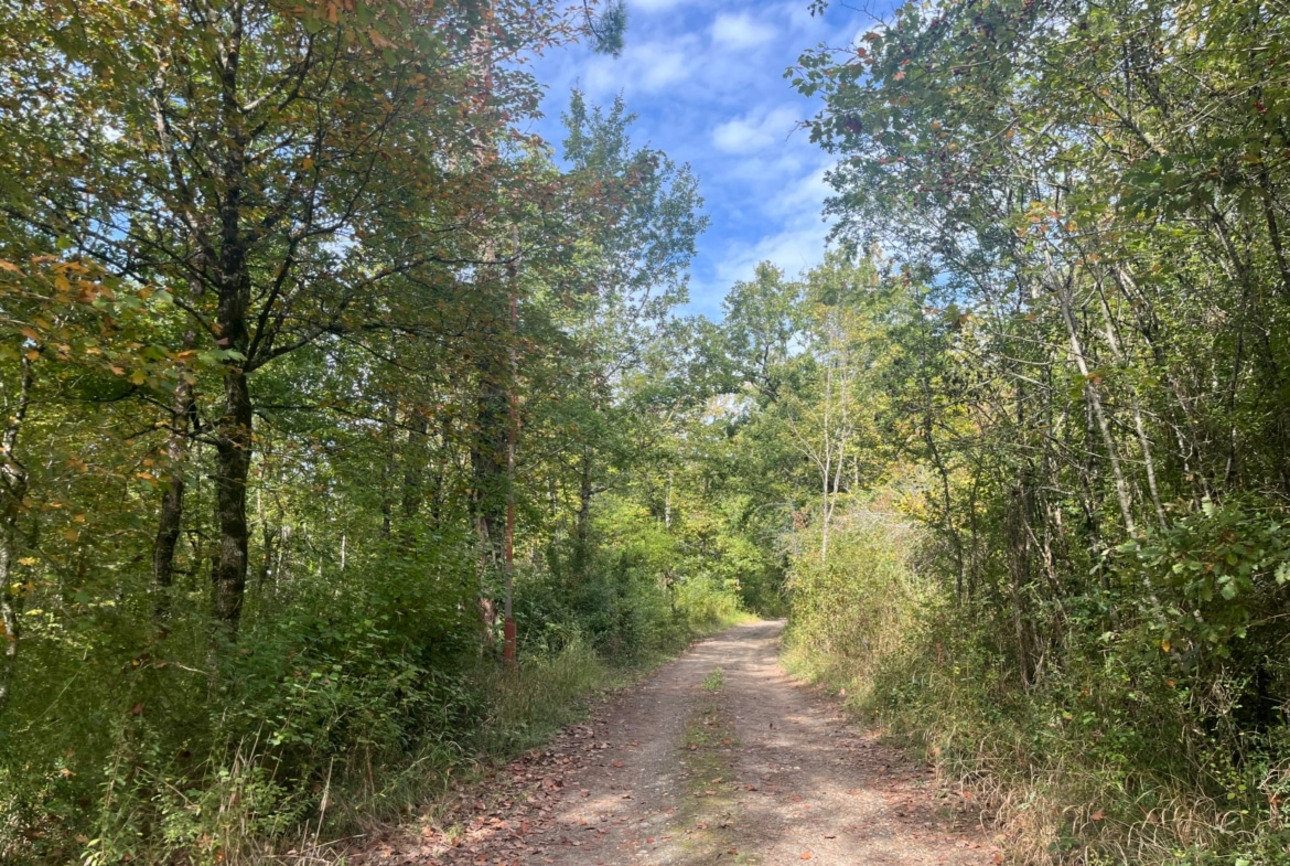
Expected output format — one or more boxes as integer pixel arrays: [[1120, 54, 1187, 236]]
[[387, 620, 995, 866]]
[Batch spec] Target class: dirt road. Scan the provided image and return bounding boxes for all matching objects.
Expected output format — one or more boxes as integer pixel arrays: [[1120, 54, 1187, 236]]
[[389, 621, 994, 866]]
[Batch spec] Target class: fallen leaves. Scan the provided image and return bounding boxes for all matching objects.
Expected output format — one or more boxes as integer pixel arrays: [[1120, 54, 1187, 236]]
[[342, 628, 999, 866]]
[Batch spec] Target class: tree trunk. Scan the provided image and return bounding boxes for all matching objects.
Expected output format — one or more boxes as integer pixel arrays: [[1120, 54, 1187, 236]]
[[399, 408, 430, 550], [380, 401, 397, 537], [819, 361, 834, 564], [923, 410, 965, 600], [0, 355, 33, 717], [472, 372, 508, 566], [0, 488, 24, 719], [1093, 281, 1168, 530], [574, 446, 594, 582], [1054, 274, 1137, 537], [209, 0, 253, 643], [212, 366, 253, 638], [664, 471, 672, 530], [401, 411, 429, 520], [153, 335, 195, 617], [472, 360, 508, 633]]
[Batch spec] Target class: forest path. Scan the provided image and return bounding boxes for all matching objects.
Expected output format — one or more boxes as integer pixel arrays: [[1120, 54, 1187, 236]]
[[374, 621, 995, 866]]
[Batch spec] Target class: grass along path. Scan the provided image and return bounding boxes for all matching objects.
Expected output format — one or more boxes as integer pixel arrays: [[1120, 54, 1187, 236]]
[[358, 621, 997, 866]]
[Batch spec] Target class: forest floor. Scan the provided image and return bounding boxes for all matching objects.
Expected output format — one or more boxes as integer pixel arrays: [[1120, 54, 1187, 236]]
[[353, 621, 998, 866]]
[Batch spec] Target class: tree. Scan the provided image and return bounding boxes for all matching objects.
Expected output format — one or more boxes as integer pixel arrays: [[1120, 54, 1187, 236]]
[[1, 0, 597, 640], [533, 91, 705, 584]]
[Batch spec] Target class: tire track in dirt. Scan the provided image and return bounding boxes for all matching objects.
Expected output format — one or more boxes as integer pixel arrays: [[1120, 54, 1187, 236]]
[[374, 620, 996, 866]]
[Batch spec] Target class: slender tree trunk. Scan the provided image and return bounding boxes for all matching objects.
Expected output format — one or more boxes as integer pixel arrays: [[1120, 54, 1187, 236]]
[[0, 355, 33, 717], [153, 331, 196, 617], [380, 401, 398, 537], [472, 368, 508, 566], [820, 362, 834, 564], [574, 446, 594, 582], [402, 411, 429, 519], [1113, 266, 1213, 503], [1093, 282, 1169, 530], [924, 411, 965, 599], [0, 499, 22, 718], [472, 356, 508, 634], [258, 523, 278, 593], [664, 471, 672, 530], [1054, 274, 1137, 536], [1257, 164, 1290, 306], [430, 415, 449, 527]]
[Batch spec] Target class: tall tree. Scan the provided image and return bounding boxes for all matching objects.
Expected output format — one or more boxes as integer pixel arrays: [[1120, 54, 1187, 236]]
[[1, 0, 597, 639]]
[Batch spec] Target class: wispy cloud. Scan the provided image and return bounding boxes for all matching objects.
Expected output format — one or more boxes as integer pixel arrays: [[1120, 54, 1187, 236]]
[[711, 12, 777, 51], [527, 0, 902, 317], [712, 104, 802, 155], [631, 0, 689, 13], [583, 36, 700, 99]]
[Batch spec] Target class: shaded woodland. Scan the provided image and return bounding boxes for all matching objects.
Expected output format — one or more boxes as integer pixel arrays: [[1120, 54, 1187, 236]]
[[3, 0, 1290, 864]]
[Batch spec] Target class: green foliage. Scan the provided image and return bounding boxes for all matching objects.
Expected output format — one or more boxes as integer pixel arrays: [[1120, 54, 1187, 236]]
[[0, 1, 713, 861], [771, 0, 1290, 861], [702, 668, 724, 692], [783, 500, 1290, 866], [784, 507, 929, 678], [1117, 499, 1290, 663]]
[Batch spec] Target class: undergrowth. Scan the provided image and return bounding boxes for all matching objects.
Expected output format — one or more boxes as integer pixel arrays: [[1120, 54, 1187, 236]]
[[782, 504, 1290, 866], [0, 544, 748, 866]]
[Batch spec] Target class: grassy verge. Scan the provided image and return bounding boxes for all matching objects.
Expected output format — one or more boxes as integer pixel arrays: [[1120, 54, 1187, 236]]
[[781, 510, 1290, 866]]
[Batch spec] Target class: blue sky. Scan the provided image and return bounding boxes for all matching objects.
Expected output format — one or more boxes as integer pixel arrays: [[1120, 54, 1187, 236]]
[[527, 0, 897, 320]]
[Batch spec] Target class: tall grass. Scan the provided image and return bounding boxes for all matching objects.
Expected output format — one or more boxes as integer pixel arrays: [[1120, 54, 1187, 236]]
[[782, 503, 1290, 866]]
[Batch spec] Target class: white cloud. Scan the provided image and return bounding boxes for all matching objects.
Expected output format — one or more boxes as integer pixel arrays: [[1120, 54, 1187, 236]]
[[711, 12, 777, 50], [631, 0, 689, 12], [774, 163, 831, 214], [712, 105, 802, 154], [583, 37, 698, 98], [686, 161, 838, 314], [716, 215, 830, 286], [529, 0, 883, 318]]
